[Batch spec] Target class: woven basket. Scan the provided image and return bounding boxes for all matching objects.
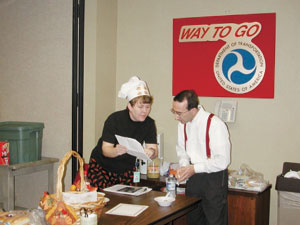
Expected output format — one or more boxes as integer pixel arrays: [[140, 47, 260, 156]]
[[54, 150, 105, 223]]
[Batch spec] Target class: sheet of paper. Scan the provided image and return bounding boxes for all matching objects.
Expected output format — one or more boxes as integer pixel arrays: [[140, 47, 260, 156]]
[[115, 135, 151, 161], [105, 203, 148, 217]]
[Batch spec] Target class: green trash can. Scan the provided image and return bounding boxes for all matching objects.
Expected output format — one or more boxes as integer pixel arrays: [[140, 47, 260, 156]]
[[0, 121, 44, 164]]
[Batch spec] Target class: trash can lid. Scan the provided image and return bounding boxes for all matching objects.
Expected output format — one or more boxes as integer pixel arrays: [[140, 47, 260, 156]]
[[0, 121, 44, 131]]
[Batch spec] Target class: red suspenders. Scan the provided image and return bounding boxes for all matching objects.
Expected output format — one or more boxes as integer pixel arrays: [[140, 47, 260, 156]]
[[184, 113, 214, 159], [206, 113, 214, 158], [184, 123, 187, 151]]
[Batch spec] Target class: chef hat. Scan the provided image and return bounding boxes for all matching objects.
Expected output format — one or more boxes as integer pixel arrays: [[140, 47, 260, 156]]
[[118, 76, 150, 101]]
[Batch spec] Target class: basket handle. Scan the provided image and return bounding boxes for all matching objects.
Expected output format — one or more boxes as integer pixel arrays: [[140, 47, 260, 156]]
[[56, 150, 86, 200]]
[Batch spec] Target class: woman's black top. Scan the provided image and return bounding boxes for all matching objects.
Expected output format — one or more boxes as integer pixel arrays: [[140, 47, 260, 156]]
[[90, 109, 157, 173]]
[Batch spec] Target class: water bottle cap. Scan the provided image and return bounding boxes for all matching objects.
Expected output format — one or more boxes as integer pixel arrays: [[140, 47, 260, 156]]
[[169, 169, 176, 176]]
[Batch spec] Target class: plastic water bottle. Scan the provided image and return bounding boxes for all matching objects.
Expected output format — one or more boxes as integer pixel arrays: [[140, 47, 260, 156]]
[[166, 174, 176, 198]]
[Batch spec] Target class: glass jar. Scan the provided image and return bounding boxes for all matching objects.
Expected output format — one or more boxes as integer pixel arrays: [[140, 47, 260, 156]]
[[147, 157, 160, 178]]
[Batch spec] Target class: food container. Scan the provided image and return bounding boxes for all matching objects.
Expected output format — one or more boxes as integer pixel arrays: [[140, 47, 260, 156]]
[[0, 142, 9, 165]]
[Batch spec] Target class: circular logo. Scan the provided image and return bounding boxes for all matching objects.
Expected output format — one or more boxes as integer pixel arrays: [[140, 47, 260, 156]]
[[214, 41, 266, 94]]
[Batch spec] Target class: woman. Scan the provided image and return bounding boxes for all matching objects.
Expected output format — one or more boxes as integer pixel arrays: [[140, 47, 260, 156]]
[[88, 76, 158, 191]]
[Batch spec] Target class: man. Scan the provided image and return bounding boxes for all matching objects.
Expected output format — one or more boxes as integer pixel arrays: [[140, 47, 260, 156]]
[[172, 90, 231, 225]]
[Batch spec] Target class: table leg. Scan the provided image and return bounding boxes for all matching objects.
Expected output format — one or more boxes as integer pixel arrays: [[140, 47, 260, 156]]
[[48, 164, 54, 194], [0, 168, 5, 209], [1, 168, 15, 211], [7, 170, 15, 211]]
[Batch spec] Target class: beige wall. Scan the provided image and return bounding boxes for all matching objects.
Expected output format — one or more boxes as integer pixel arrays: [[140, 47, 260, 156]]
[[0, 1, 73, 208], [84, 0, 300, 224], [83, 0, 117, 161], [84, 0, 98, 162]]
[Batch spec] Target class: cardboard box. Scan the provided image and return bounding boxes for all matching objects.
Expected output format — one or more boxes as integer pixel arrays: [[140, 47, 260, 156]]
[[0, 141, 9, 165], [275, 162, 300, 225]]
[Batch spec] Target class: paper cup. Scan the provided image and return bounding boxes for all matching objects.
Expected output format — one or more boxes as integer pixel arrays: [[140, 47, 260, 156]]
[[80, 213, 97, 225]]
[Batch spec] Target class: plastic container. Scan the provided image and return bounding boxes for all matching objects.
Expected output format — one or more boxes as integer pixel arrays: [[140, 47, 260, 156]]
[[147, 157, 160, 178], [0, 141, 9, 165], [0, 121, 44, 164], [166, 174, 177, 199]]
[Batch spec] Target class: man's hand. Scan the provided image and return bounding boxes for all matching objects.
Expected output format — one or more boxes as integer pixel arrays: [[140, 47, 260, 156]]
[[176, 165, 195, 182]]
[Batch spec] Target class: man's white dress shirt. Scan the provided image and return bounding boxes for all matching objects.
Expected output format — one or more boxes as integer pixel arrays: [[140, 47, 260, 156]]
[[176, 106, 231, 173]]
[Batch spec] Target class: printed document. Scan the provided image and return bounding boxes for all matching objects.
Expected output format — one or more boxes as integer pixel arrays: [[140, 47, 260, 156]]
[[115, 135, 151, 161]]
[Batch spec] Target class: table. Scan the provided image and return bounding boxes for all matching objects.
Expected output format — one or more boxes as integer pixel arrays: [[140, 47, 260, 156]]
[[99, 190, 201, 225], [139, 174, 271, 225], [0, 157, 59, 211]]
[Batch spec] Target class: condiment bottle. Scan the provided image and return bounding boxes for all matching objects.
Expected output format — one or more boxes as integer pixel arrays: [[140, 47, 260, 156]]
[[147, 157, 160, 178]]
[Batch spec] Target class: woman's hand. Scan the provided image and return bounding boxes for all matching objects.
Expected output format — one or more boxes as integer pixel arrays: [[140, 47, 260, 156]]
[[115, 144, 128, 156], [144, 148, 156, 159], [144, 144, 158, 159], [102, 141, 128, 158]]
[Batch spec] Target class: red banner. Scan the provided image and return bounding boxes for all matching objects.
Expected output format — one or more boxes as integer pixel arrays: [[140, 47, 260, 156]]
[[173, 13, 276, 98]]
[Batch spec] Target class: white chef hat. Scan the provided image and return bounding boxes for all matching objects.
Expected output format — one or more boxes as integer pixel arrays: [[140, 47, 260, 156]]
[[118, 76, 150, 101]]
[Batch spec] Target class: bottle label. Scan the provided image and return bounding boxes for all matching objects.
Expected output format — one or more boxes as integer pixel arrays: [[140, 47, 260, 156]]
[[166, 181, 176, 191], [147, 166, 159, 174]]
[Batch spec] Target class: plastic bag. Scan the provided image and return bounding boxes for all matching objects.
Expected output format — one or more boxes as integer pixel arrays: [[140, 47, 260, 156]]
[[0, 209, 47, 225], [28, 209, 48, 225], [229, 163, 269, 192], [279, 191, 300, 209]]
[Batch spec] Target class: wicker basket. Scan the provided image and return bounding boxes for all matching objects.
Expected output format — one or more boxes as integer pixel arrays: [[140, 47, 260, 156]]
[[50, 150, 105, 224]]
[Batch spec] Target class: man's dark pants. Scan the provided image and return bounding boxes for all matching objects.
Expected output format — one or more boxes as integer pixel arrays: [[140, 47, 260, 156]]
[[186, 169, 228, 225]]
